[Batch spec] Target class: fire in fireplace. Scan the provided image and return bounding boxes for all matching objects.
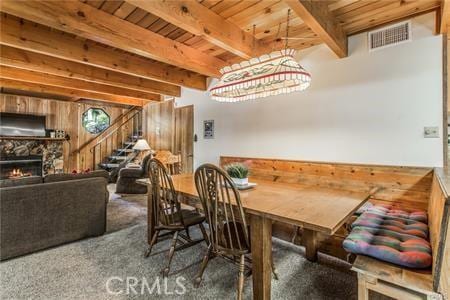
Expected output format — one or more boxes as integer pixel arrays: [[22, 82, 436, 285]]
[[0, 155, 43, 180], [9, 168, 32, 178]]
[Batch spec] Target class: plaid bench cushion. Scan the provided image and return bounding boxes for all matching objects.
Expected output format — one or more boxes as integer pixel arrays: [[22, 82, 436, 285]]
[[352, 212, 429, 239], [343, 226, 432, 269], [365, 204, 428, 224]]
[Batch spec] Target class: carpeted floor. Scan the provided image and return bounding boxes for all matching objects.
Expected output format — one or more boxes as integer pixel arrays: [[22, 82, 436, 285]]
[[0, 184, 388, 299]]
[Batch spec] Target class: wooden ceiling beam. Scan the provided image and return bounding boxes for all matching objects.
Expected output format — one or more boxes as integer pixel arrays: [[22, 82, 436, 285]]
[[0, 0, 226, 77], [0, 79, 146, 107], [126, 0, 270, 59], [284, 0, 348, 58], [441, 0, 449, 33], [0, 14, 206, 91], [0, 66, 162, 102], [0, 45, 180, 97]]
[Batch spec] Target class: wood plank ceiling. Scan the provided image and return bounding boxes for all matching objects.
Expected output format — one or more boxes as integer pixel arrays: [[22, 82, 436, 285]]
[[0, 0, 444, 106]]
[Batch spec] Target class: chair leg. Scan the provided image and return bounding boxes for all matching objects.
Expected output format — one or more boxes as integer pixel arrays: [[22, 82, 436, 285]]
[[291, 225, 299, 244], [185, 227, 191, 240], [162, 231, 178, 277], [237, 254, 245, 300], [194, 245, 212, 288], [199, 223, 209, 245], [144, 230, 160, 258]]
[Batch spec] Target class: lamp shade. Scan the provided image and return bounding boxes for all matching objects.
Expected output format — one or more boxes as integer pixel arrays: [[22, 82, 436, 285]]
[[133, 139, 151, 151], [210, 49, 311, 102]]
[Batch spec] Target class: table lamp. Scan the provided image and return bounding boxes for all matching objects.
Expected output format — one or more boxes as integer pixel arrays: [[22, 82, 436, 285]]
[[133, 139, 151, 162]]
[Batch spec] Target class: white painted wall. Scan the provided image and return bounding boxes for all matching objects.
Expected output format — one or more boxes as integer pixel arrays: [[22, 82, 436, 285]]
[[175, 13, 443, 168]]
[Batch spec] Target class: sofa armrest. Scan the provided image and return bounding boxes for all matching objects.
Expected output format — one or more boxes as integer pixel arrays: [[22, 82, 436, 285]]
[[119, 167, 144, 178]]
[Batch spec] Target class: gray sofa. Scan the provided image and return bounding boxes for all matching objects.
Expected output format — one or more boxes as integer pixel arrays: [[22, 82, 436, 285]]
[[0, 170, 109, 260]]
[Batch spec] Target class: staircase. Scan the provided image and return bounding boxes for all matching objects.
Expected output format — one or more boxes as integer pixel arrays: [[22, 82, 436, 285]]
[[97, 132, 143, 171], [90, 107, 143, 172], [68, 106, 143, 173]]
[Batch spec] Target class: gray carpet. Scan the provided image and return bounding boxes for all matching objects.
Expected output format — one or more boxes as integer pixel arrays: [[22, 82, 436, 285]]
[[0, 184, 387, 299]]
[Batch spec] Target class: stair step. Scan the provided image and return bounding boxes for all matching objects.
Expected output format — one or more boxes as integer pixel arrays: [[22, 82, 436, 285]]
[[116, 148, 134, 153], [109, 156, 128, 160], [101, 163, 120, 168], [124, 141, 135, 145], [131, 135, 143, 139]]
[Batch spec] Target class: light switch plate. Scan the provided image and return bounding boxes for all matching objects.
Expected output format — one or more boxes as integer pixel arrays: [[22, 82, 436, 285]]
[[424, 126, 439, 138]]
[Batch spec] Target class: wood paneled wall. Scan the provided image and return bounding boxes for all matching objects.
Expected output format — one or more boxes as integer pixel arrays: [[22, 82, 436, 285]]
[[0, 94, 129, 171], [221, 156, 434, 211], [142, 100, 174, 151], [142, 100, 194, 173]]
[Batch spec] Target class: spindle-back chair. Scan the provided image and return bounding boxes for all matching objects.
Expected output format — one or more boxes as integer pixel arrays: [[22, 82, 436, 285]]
[[144, 158, 208, 277], [194, 163, 277, 299]]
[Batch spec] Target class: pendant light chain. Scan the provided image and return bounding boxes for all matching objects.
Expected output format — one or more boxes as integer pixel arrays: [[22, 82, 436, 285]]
[[285, 8, 291, 50], [252, 24, 256, 52]]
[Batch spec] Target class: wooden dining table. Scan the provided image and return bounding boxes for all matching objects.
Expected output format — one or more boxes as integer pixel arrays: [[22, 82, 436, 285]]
[[138, 174, 370, 300]]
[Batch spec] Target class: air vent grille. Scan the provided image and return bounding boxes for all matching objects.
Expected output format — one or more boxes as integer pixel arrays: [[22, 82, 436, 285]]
[[368, 21, 411, 51]]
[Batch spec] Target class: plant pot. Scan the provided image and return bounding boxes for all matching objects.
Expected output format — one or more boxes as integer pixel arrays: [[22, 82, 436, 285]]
[[231, 177, 248, 186]]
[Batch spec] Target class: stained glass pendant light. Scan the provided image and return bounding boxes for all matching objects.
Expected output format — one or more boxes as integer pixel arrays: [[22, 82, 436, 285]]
[[210, 10, 311, 102]]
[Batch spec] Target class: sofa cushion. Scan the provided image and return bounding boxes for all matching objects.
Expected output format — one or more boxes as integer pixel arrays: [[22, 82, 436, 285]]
[[118, 167, 143, 178], [366, 204, 428, 224], [352, 212, 429, 239], [0, 176, 42, 188], [44, 170, 109, 183], [343, 226, 432, 269]]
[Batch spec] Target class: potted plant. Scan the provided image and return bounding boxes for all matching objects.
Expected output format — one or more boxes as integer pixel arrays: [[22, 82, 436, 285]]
[[225, 163, 249, 186]]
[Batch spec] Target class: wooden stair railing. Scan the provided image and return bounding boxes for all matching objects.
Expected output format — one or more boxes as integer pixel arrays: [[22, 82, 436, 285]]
[[90, 108, 142, 170], [68, 106, 142, 171]]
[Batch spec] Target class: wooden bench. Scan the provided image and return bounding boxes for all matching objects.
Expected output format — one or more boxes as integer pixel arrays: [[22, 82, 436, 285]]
[[353, 169, 449, 300], [219, 157, 449, 299], [220, 156, 434, 260]]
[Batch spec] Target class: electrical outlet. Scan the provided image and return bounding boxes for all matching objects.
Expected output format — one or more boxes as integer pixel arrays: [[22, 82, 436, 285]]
[[424, 126, 439, 138]]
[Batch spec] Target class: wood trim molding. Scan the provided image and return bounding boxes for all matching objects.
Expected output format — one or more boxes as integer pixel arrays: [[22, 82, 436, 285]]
[[284, 0, 348, 58], [441, 0, 449, 34], [0, 14, 206, 90]]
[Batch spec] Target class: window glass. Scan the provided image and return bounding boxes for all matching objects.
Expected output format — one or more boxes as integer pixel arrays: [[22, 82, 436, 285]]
[[82, 108, 110, 134]]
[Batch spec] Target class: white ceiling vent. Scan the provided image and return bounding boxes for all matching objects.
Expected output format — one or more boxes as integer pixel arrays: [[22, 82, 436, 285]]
[[368, 21, 411, 52]]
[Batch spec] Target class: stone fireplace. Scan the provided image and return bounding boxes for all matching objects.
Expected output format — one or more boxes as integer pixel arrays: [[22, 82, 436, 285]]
[[0, 139, 64, 178]]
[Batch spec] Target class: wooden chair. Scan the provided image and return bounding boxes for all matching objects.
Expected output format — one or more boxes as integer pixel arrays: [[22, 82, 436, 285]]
[[144, 158, 208, 277], [154, 150, 182, 175], [194, 163, 277, 300]]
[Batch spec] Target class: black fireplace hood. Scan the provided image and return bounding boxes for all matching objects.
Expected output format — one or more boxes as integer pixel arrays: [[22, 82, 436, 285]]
[[0, 113, 46, 137]]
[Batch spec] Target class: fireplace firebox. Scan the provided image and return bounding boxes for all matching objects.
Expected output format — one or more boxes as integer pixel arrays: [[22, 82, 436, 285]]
[[0, 155, 43, 180]]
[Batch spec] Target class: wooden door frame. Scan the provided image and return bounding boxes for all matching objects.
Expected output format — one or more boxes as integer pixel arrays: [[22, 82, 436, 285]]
[[174, 104, 194, 173], [444, 33, 448, 167]]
